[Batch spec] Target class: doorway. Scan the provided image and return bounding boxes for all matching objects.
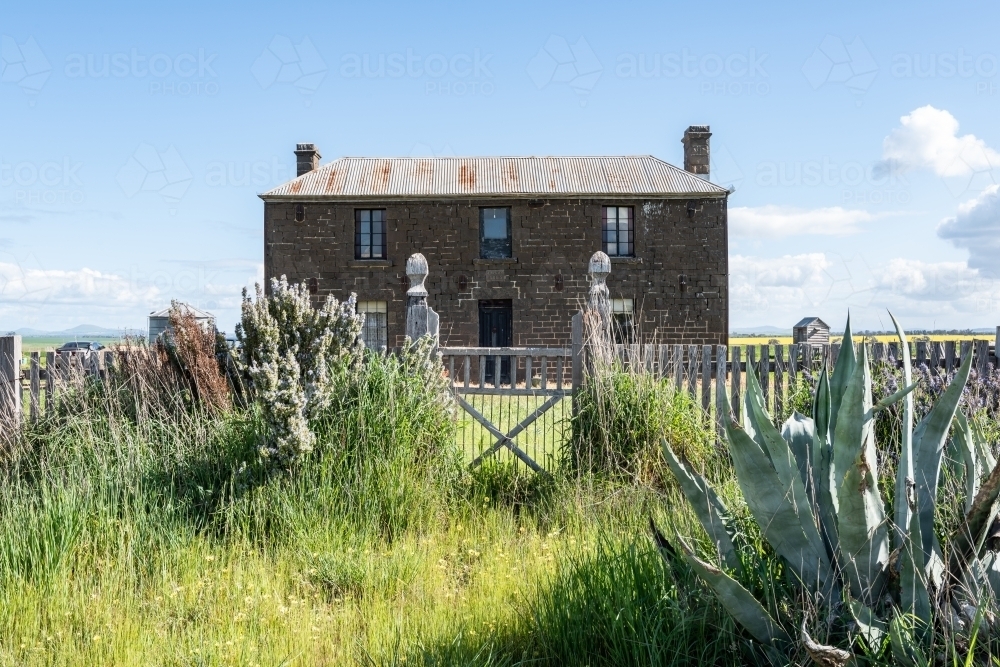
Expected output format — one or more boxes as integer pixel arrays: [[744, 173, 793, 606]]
[[478, 300, 512, 385]]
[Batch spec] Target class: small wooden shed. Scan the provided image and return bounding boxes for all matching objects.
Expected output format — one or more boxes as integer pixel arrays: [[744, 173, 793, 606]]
[[793, 317, 830, 345], [148, 303, 216, 343]]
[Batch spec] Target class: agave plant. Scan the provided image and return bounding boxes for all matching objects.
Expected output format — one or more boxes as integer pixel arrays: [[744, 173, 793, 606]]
[[657, 315, 1000, 664]]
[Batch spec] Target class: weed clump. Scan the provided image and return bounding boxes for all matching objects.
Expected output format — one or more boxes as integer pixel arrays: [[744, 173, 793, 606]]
[[569, 366, 713, 484]]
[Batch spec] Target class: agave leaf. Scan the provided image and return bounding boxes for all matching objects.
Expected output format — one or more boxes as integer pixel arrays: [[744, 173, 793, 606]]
[[722, 385, 831, 587], [973, 417, 997, 472], [900, 497, 931, 631], [829, 314, 857, 441], [676, 535, 789, 646], [914, 348, 973, 565], [811, 368, 838, 559], [950, 453, 1000, 582], [890, 311, 915, 553], [835, 344, 889, 603], [661, 439, 742, 573], [848, 597, 886, 647], [745, 372, 828, 567], [741, 366, 767, 449], [954, 412, 980, 515], [888, 612, 931, 667], [800, 621, 852, 667], [813, 366, 832, 443], [782, 412, 814, 497], [985, 551, 1000, 601]]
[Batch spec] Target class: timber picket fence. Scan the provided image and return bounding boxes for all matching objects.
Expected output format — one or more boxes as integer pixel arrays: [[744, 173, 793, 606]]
[[0, 341, 117, 428], [608, 339, 997, 435], [1, 334, 997, 440]]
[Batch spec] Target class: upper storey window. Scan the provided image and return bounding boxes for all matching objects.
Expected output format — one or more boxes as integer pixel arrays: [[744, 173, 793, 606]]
[[355, 209, 386, 259], [602, 206, 633, 257], [480, 207, 511, 259]]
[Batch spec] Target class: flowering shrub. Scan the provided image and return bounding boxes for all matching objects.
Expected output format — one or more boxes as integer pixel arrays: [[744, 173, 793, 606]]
[[874, 360, 1000, 423], [236, 276, 364, 465]]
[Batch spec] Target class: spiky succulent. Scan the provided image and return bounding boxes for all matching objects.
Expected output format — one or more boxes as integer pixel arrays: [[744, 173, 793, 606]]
[[658, 314, 1000, 664]]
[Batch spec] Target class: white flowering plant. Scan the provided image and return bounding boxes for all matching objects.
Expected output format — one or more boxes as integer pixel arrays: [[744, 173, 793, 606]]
[[236, 276, 365, 465]]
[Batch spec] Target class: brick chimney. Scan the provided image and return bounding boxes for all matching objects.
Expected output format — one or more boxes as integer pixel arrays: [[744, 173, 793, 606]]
[[294, 143, 321, 177], [681, 126, 711, 179]]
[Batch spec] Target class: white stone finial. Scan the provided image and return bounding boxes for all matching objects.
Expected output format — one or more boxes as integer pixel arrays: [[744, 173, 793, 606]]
[[588, 251, 610, 283], [406, 253, 429, 299]]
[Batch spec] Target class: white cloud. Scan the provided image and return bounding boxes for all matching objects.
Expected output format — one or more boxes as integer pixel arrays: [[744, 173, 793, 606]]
[[0, 261, 159, 306], [730, 205, 881, 237], [877, 105, 1000, 178], [0, 258, 260, 332], [730, 252, 1000, 329], [877, 258, 989, 301], [937, 184, 1000, 272]]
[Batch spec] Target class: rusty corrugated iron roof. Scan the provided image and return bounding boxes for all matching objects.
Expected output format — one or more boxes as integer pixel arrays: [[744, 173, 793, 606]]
[[260, 156, 729, 199]]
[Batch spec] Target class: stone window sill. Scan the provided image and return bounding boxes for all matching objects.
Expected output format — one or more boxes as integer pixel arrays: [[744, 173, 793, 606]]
[[610, 256, 642, 264], [473, 257, 518, 265], [348, 259, 392, 268]]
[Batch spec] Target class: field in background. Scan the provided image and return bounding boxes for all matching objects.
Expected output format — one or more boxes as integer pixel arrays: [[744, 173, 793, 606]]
[[730, 333, 997, 346], [18, 336, 125, 360]]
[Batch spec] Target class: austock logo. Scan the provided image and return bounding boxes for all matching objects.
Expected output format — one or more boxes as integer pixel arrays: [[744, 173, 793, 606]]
[[0, 35, 51, 98], [116, 144, 193, 210], [802, 35, 878, 105], [0, 156, 86, 205], [252, 36, 327, 94], [527, 35, 602, 105]]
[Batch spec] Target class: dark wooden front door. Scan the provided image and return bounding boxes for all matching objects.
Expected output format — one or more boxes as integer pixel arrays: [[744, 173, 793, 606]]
[[479, 300, 512, 384]]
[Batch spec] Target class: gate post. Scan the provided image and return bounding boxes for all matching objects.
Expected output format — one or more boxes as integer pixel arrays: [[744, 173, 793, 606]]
[[583, 251, 612, 369], [405, 253, 439, 343], [0, 334, 22, 430]]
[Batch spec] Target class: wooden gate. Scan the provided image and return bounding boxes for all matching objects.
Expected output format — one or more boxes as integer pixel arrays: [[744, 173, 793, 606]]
[[439, 346, 577, 472]]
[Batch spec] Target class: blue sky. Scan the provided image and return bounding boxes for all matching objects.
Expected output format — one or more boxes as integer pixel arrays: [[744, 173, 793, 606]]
[[3, 0, 1000, 334]]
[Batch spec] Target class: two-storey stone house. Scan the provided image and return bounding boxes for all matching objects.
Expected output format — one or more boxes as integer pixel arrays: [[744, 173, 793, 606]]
[[260, 126, 729, 349]]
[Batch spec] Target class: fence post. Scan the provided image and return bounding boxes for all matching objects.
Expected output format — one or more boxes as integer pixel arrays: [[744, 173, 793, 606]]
[[404, 253, 440, 343], [30, 352, 40, 421], [0, 335, 22, 429], [715, 344, 728, 442], [789, 343, 798, 393], [686, 345, 699, 397], [976, 339, 988, 377], [571, 311, 583, 392], [673, 345, 684, 391], [774, 344, 784, 420], [760, 344, 770, 411], [701, 344, 712, 413], [731, 346, 742, 422], [45, 351, 55, 413]]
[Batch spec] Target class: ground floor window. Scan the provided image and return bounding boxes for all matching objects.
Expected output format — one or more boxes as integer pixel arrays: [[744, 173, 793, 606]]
[[611, 298, 634, 344], [358, 301, 388, 350]]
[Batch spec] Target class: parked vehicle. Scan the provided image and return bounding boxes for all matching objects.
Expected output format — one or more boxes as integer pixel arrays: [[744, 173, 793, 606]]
[[55, 341, 105, 354]]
